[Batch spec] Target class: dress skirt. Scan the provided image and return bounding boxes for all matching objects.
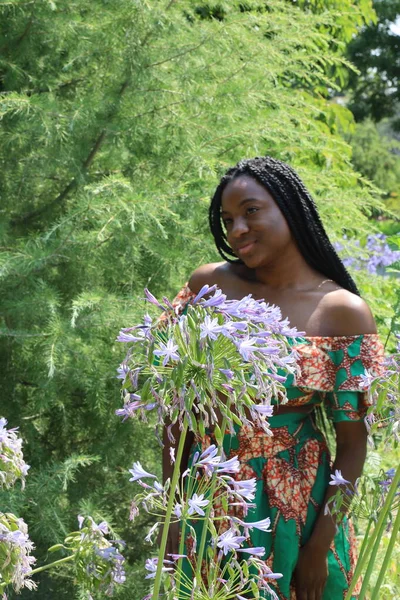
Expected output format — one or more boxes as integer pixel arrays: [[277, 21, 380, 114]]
[[181, 411, 360, 600]]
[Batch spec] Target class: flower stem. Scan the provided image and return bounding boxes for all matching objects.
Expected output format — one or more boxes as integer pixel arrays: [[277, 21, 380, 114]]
[[30, 554, 75, 576], [194, 416, 228, 583], [371, 502, 400, 599], [356, 517, 372, 567], [346, 465, 400, 600], [175, 468, 197, 598], [152, 420, 189, 600]]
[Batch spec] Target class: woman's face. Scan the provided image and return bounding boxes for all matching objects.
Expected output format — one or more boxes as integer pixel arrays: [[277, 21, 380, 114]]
[[220, 175, 294, 269]]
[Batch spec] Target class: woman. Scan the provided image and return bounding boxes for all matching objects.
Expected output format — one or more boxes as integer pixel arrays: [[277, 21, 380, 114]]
[[162, 156, 384, 600]]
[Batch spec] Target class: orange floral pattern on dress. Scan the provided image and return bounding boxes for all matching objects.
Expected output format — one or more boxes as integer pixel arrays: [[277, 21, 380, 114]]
[[237, 424, 297, 460], [295, 335, 384, 393], [262, 436, 326, 534]]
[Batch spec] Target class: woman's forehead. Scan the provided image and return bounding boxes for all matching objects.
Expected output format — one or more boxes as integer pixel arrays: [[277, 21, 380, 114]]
[[221, 175, 274, 209]]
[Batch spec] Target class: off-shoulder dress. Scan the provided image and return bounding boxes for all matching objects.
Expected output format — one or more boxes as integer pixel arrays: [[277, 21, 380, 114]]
[[170, 285, 384, 600]]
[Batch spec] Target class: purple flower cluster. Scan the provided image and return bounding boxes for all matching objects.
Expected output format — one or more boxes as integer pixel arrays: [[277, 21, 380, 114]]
[[335, 233, 400, 275], [359, 334, 400, 443], [0, 417, 30, 490], [378, 468, 398, 493], [117, 286, 302, 600], [0, 512, 36, 592], [65, 516, 126, 596], [116, 286, 299, 437], [128, 447, 284, 598]]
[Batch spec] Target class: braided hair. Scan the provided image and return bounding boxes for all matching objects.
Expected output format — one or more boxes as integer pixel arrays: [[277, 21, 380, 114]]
[[209, 156, 359, 295]]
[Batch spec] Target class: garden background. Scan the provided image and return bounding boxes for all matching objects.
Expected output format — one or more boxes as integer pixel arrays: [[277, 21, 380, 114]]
[[0, 0, 399, 598]]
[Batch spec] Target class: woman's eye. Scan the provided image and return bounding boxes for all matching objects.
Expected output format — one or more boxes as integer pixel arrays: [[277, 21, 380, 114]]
[[247, 207, 259, 215], [222, 219, 232, 228]]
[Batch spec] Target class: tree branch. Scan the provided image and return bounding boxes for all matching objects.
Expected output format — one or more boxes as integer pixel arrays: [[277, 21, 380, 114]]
[[11, 0, 179, 227]]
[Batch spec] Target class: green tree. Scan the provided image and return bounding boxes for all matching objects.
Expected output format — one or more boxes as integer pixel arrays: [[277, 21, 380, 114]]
[[346, 0, 400, 124], [348, 120, 400, 217], [0, 1, 397, 598]]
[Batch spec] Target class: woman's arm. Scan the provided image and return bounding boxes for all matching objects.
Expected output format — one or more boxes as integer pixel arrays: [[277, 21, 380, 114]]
[[294, 420, 367, 600], [295, 293, 376, 600]]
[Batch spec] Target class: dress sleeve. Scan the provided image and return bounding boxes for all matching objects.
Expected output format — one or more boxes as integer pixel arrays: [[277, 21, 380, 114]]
[[322, 334, 385, 423], [157, 283, 196, 326]]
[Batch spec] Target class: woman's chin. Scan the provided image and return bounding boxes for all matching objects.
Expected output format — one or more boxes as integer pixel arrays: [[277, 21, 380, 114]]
[[240, 255, 261, 269]]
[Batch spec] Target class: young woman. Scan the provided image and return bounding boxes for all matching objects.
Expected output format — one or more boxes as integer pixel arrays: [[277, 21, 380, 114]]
[[162, 156, 384, 600]]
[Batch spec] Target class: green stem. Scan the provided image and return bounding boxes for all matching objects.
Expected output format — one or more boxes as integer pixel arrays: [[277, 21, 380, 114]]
[[346, 465, 400, 600], [358, 466, 400, 600], [30, 554, 75, 576], [175, 469, 197, 598], [356, 517, 372, 567], [174, 514, 188, 597], [371, 503, 400, 600], [152, 420, 189, 600], [195, 416, 228, 583]]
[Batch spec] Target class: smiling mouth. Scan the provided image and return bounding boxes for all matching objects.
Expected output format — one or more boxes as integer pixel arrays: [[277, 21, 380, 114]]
[[236, 241, 256, 255]]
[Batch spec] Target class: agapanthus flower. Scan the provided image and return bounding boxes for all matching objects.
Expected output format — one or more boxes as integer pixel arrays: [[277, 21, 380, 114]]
[[153, 339, 180, 366], [251, 404, 274, 418], [129, 462, 157, 482], [216, 529, 246, 555], [117, 286, 298, 432], [116, 329, 145, 343], [116, 362, 130, 380], [329, 470, 350, 486], [144, 522, 159, 544], [144, 557, 174, 579], [237, 546, 266, 557], [359, 369, 375, 390], [225, 477, 257, 501], [236, 337, 260, 362], [65, 516, 126, 596], [0, 513, 36, 592], [192, 284, 217, 305], [173, 503, 182, 518], [193, 445, 240, 477], [199, 289, 227, 308], [129, 501, 139, 521], [0, 418, 30, 490], [334, 234, 400, 275], [219, 368, 234, 380], [187, 493, 209, 517], [230, 516, 272, 537], [115, 396, 144, 421], [144, 289, 167, 310], [200, 316, 223, 341]]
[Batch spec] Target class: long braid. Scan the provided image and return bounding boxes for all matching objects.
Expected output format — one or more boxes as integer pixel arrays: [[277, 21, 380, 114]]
[[209, 156, 360, 295]]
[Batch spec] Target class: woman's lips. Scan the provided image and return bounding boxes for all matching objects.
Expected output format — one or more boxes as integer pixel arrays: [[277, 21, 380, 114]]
[[236, 241, 256, 256]]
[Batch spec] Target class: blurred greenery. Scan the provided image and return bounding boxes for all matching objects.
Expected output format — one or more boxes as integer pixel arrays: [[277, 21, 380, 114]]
[[0, 0, 399, 598]]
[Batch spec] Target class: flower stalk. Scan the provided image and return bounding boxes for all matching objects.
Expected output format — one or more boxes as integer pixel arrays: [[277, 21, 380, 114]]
[[194, 416, 228, 583], [345, 464, 400, 600], [29, 554, 74, 576], [151, 420, 189, 600], [371, 500, 400, 599]]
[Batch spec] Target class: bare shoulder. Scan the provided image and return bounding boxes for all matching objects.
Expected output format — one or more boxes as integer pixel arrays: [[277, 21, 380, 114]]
[[188, 262, 228, 293], [318, 288, 377, 336]]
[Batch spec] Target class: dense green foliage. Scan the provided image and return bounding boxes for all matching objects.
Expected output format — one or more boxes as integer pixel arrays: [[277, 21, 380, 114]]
[[0, 0, 399, 598], [346, 0, 400, 124], [347, 120, 400, 221]]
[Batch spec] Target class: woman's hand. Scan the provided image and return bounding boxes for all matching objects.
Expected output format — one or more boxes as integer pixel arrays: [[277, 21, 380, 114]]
[[294, 543, 328, 600]]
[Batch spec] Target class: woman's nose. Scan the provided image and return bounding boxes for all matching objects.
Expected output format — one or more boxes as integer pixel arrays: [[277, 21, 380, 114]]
[[229, 217, 250, 238]]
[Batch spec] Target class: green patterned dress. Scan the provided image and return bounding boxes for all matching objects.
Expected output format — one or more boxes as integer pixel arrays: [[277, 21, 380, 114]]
[[171, 286, 384, 600]]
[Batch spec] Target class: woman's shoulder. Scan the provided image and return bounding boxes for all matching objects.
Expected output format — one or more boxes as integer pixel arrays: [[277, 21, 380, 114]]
[[188, 262, 232, 293], [316, 288, 377, 336]]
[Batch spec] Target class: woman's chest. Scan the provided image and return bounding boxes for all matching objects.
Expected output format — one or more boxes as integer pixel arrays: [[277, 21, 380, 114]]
[[216, 277, 328, 335]]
